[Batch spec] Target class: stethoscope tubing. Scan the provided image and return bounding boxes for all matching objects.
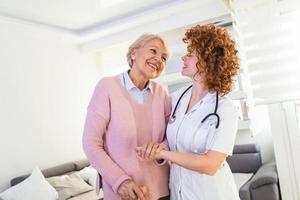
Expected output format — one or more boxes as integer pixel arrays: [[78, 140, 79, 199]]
[[168, 85, 221, 154], [169, 85, 220, 128]]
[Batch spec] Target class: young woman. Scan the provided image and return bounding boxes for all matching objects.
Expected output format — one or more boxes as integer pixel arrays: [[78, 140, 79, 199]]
[[137, 24, 240, 200]]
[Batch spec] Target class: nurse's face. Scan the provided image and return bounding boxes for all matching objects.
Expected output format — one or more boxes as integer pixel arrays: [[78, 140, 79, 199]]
[[181, 50, 200, 78], [131, 39, 168, 80]]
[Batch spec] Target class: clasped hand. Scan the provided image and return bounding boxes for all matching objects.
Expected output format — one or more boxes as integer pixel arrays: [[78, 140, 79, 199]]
[[135, 141, 165, 161], [117, 179, 147, 200], [117, 142, 165, 199]]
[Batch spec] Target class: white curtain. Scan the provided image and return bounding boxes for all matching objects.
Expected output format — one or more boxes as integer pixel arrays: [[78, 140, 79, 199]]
[[229, 0, 300, 105]]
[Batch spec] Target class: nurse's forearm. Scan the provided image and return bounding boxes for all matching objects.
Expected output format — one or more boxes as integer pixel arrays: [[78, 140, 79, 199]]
[[160, 150, 226, 176]]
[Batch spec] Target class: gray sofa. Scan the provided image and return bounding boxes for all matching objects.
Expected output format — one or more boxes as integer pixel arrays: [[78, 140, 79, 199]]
[[227, 144, 281, 200], [10, 144, 280, 200], [10, 160, 102, 200]]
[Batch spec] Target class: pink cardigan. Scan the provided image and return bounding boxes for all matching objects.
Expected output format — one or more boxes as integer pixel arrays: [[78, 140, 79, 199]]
[[83, 77, 171, 200]]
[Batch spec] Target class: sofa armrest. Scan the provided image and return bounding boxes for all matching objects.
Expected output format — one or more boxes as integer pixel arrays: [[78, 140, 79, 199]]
[[250, 162, 278, 189], [239, 180, 252, 200], [239, 162, 280, 200]]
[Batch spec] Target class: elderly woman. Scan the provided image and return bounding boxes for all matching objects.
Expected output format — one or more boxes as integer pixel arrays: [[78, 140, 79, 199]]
[[137, 24, 240, 199], [83, 34, 171, 200]]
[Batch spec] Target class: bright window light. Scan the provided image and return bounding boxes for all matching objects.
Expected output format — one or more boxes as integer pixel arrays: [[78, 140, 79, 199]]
[[101, 0, 127, 8]]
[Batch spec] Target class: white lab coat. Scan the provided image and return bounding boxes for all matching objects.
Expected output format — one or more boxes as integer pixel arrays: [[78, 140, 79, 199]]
[[167, 87, 240, 200]]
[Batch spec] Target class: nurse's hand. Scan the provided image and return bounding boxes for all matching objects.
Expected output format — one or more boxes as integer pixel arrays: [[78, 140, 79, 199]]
[[118, 179, 146, 200], [136, 142, 164, 161], [153, 149, 166, 160]]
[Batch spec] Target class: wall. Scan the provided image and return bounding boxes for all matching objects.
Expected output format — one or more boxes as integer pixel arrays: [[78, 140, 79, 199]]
[[235, 105, 275, 163], [0, 22, 100, 192]]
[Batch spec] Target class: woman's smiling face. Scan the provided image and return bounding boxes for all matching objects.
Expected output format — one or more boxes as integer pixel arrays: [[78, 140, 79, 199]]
[[181, 50, 199, 78], [131, 39, 168, 79]]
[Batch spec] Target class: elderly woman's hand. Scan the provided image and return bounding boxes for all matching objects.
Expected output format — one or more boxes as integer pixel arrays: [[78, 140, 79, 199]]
[[118, 179, 146, 200], [136, 141, 165, 161]]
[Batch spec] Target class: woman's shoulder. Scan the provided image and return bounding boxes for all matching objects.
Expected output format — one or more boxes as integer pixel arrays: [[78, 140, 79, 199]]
[[96, 76, 117, 87], [218, 96, 237, 115], [92, 76, 119, 94], [219, 95, 235, 106], [99, 76, 116, 84]]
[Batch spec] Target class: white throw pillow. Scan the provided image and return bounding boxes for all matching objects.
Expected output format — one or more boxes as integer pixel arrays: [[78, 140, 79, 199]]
[[77, 166, 97, 187], [0, 167, 58, 200]]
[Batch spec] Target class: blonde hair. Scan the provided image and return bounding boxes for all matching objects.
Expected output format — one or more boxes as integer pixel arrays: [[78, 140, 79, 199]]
[[126, 34, 169, 67]]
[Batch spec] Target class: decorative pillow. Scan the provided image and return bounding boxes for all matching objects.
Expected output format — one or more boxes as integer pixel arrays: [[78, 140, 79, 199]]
[[0, 167, 58, 200], [77, 166, 97, 187], [47, 173, 94, 200]]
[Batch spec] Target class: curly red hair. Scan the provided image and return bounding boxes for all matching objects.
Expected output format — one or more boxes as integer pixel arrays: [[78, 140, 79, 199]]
[[183, 24, 240, 95]]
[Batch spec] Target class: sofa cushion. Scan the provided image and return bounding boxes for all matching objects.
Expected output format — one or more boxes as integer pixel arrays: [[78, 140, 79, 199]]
[[73, 160, 90, 171], [78, 166, 97, 187], [10, 162, 76, 187], [47, 173, 94, 200], [227, 144, 262, 174], [0, 167, 58, 200]]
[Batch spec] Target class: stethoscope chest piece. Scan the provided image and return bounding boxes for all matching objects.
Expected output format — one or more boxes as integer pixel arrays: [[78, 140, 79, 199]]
[[168, 116, 176, 124]]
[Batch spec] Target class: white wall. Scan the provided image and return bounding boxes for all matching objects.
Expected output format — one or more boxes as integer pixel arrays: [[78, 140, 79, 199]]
[[236, 129, 275, 163], [235, 105, 275, 163], [0, 22, 100, 192]]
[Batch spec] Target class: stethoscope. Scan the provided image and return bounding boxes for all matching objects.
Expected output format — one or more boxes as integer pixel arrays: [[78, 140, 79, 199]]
[[168, 85, 220, 129]]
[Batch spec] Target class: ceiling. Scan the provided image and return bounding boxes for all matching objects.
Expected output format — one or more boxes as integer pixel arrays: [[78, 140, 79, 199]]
[[0, 0, 176, 30], [0, 0, 230, 51]]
